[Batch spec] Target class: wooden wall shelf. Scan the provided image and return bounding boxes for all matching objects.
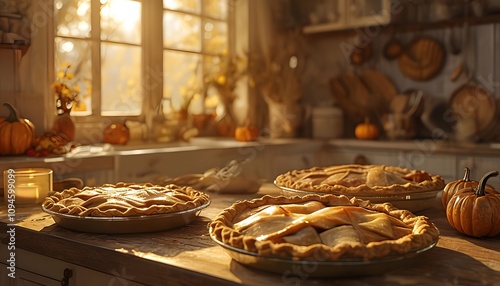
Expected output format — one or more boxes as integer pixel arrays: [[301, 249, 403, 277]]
[[0, 43, 30, 56], [302, 13, 500, 36]]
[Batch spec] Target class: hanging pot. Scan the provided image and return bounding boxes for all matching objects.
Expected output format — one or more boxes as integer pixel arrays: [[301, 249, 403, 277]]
[[449, 83, 496, 142], [398, 36, 445, 81], [449, 25, 499, 142]]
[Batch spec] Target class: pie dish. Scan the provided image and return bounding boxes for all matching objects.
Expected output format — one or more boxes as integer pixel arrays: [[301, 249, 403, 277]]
[[274, 164, 445, 195], [43, 182, 210, 217], [42, 182, 210, 233], [209, 194, 439, 264]]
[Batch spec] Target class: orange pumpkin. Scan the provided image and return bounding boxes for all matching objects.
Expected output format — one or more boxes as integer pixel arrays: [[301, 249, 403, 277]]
[[0, 103, 35, 155], [103, 123, 130, 145], [446, 170, 500, 238], [355, 117, 378, 140], [235, 126, 259, 142], [441, 167, 479, 208]]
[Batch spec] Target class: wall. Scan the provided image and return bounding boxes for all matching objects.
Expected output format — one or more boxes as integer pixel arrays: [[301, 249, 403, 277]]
[[295, 2, 500, 142], [0, 0, 52, 136], [2, 1, 500, 142]]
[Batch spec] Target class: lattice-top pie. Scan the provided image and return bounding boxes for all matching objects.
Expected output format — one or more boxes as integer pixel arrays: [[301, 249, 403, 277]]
[[42, 182, 210, 217], [209, 194, 439, 261], [275, 164, 445, 194]]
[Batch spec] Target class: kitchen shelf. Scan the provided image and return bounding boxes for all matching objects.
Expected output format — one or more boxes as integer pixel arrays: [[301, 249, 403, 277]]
[[300, 0, 391, 35], [0, 42, 30, 56], [302, 12, 500, 35], [390, 13, 500, 32]]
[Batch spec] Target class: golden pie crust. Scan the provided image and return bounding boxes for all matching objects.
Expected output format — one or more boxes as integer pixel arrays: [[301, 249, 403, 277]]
[[275, 164, 445, 194], [209, 194, 439, 261], [42, 182, 210, 217]]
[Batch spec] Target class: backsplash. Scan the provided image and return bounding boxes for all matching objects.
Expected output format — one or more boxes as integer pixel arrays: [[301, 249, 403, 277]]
[[299, 23, 500, 141], [2, 1, 500, 143]]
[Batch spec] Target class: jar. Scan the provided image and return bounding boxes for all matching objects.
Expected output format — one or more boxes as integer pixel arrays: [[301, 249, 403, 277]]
[[3, 168, 53, 205], [312, 107, 343, 139]]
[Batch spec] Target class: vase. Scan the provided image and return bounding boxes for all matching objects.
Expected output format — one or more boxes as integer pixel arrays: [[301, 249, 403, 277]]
[[53, 112, 75, 141], [268, 102, 302, 138]]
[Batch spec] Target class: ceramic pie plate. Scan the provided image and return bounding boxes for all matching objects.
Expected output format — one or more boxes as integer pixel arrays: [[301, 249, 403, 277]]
[[210, 232, 437, 277], [42, 201, 210, 234], [276, 182, 439, 212]]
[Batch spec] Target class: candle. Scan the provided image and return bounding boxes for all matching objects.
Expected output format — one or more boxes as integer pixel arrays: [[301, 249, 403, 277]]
[[3, 168, 53, 205], [15, 184, 39, 205]]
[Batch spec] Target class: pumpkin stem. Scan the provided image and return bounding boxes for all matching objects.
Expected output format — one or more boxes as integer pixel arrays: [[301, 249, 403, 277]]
[[476, 170, 499, 197], [3, 103, 21, 122], [462, 167, 471, 181]]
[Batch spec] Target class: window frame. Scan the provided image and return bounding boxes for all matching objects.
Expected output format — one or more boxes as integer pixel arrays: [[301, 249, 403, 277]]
[[50, 0, 241, 143]]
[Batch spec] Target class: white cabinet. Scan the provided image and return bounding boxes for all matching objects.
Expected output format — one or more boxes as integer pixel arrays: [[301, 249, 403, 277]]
[[321, 147, 401, 166], [0, 247, 142, 286], [398, 152, 456, 183], [0, 156, 115, 189], [298, 0, 391, 34], [0, 262, 13, 286], [322, 145, 457, 183], [9, 268, 61, 286], [457, 155, 500, 190], [114, 142, 322, 183]]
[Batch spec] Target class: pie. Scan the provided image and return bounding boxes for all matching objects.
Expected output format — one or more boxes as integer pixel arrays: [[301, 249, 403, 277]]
[[209, 194, 439, 261], [275, 164, 445, 195], [42, 182, 210, 217]]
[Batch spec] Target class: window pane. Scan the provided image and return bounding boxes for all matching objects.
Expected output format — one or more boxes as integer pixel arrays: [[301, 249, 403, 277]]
[[101, 0, 141, 45], [101, 43, 142, 116], [203, 19, 227, 54], [163, 11, 201, 52], [55, 37, 92, 116], [163, 0, 200, 14], [203, 0, 227, 20], [55, 0, 91, 38], [163, 51, 202, 112]]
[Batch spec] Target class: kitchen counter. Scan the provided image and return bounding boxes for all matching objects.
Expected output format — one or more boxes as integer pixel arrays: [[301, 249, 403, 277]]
[[2, 137, 500, 167], [0, 138, 319, 164], [2, 138, 500, 186], [326, 139, 500, 156], [0, 185, 499, 285]]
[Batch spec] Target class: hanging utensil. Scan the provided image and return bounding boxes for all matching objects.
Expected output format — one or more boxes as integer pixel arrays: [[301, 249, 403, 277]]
[[449, 24, 496, 142], [403, 90, 424, 118], [383, 28, 404, 60], [451, 4, 469, 82], [447, 25, 462, 56], [398, 36, 445, 81]]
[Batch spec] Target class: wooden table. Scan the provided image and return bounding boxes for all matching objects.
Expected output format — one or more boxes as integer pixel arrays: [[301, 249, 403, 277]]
[[1, 185, 499, 285]]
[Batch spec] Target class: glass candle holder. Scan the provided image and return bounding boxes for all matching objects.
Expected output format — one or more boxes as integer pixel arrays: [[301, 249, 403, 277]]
[[3, 168, 53, 205]]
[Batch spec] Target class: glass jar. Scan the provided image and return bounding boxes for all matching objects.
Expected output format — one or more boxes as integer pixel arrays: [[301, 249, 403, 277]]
[[3, 168, 53, 205]]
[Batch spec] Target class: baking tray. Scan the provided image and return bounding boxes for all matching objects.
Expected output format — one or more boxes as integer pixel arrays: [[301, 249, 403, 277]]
[[276, 182, 439, 212], [210, 233, 437, 278], [42, 201, 210, 234]]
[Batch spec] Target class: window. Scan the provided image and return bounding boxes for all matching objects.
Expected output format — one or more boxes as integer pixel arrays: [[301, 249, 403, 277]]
[[53, 0, 232, 124]]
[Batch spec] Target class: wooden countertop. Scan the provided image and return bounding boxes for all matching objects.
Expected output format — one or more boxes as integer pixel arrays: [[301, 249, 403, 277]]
[[1, 185, 499, 285], [326, 139, 500, 156]]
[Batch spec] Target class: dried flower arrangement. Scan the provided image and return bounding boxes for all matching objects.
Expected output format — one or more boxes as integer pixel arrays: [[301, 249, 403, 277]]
[[52, 64, 82, 115], [248, 29, 306, 106], [248, 28, 307, 137], [204, 50, 248, 134]]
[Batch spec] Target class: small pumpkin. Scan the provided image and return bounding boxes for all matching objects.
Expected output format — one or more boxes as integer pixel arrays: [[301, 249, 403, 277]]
[[355, 117, 378, 140], [350, 43, 372, 65], [446, 170, 500, 238], [103, 123, 130, 145], [235, 126, 259, 142], [441, 167, 479, 209], [0, 103, 36, 155]]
